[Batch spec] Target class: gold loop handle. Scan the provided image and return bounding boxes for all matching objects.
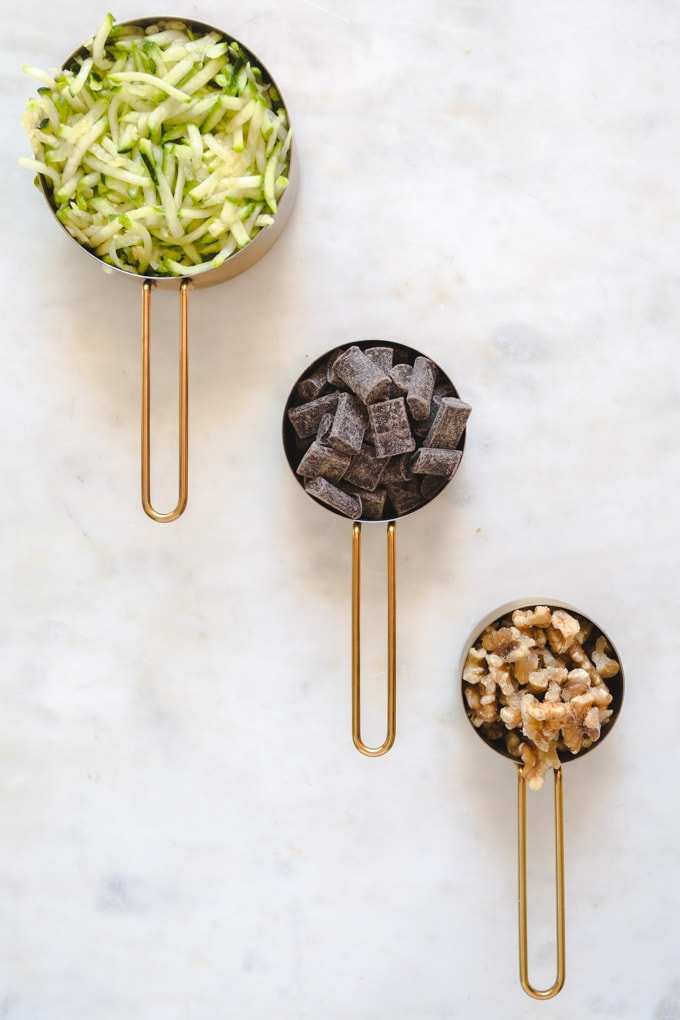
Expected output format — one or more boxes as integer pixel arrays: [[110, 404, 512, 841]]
[[518, 766, 566, 999], [141, 279, 189, 523], [351, 521, 396, 756]]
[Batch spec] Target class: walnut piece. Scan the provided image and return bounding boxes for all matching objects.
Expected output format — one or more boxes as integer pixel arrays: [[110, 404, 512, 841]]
[[463, 605, 619, 790]]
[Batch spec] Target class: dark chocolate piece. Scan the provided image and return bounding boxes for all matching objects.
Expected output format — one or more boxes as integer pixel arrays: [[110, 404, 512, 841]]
[[420, 475, 448, 502], [328, 393, 367, 455], [331, 346, 392, 404], [287, 393, 340, 439], [410, 447, 462, 478], [297, 358, 331, 401], [344, 444, 387, 491], [296, 440, 351, 483], [316, 412, 334, 442], [381, 453, 413, 483], [406, 356, 438, 421], [364, 346, 395, 374], [297, 436, 350, 483], [423, 397, 471, 450], [390, 363, 413, 395], [412, 390, 446, 437], [305, 477, 362, 519], [345, 485, 387, 520], [368, 397, 416, 458], [384, 480, 425, 516]]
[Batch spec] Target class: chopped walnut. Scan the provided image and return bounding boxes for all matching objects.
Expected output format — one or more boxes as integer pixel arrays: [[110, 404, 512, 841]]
[[506, 631, 538, 664], [561, 669, 591, 701], [482, 626, 523, 657], [527, 665, 568, 692], [512, 605, 551, 629], [521, 694, 567, 752], [561, 701, 602, 755], [462, 646, 487, 685], [592, 636, 621, 679], [500, 690, 524, 730], [514, 648, 540, 685], [463, 605, 619, 789], [545, 680, 563, 703], [506, 730, 522, 758], [520, 740, 561, 791], [488, 653, 516, 697]]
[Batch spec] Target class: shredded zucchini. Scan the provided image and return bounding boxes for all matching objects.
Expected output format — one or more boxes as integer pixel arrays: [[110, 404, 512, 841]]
[[20, 15, 292, 277]]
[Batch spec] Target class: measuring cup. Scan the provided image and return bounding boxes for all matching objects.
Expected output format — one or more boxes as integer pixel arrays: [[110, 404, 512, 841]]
[[30, 17, 297, 521], [284, 339, 471, 756], [460, 599, 624, 998]]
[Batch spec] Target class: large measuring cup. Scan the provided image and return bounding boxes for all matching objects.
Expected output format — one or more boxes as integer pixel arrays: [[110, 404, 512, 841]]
[[24, 16, 297, 521]]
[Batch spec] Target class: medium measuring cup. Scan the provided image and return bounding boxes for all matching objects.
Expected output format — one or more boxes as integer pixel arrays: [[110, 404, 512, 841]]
[[460, 599, 624, 998], [284, 339, 471, 756], [26, 16, 297, 521]]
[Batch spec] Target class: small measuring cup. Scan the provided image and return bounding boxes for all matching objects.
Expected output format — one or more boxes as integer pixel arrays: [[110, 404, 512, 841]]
[[460, 599, 624, 998], [284, 339, 471, 756], [30, 17, 297, 521]]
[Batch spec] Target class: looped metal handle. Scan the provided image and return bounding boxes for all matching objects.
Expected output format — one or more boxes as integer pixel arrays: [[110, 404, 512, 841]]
[[351, 521, 397, 756], [141, 279, 189, 523], [517, 765, 566, 999]]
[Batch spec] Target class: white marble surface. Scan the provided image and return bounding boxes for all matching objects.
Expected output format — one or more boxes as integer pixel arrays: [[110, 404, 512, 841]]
[[3, 1, 680, 1017]]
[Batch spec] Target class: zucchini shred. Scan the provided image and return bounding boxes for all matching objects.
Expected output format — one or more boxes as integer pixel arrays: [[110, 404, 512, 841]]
[[21, 15, 293, 278]]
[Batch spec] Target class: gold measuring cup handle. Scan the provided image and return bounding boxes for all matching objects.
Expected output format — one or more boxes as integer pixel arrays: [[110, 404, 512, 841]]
[[517, 765, 566, 999], [351, 521, 397, 756], [141, 279, 190, 523]]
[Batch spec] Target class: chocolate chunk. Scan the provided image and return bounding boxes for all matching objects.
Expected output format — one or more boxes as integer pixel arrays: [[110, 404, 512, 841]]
[[412, 389, 448, 436], [406, 356, 438, 421], [287, 393, 340, 439], [316, 412, 334, 442], [384, 480, 425, 516], [412, 418, 432, 438], [297, 358, 331, 401], [381, 453, 413, 483], [331, 346, 392, 404], [305, 477, 362, 519], [390, 363, 413, 395], [365, 346, 394, 374], [344, 444, 387, 491], [423, 397, 471, 450], [326, 350, 345, 386], [410, 447, 462, 478], [328, 393, 367, 455], [368, 398, 416, 458], [420, 475, 448, 502], [296, 440, 351, 483], [345, 485, 387, 520]]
